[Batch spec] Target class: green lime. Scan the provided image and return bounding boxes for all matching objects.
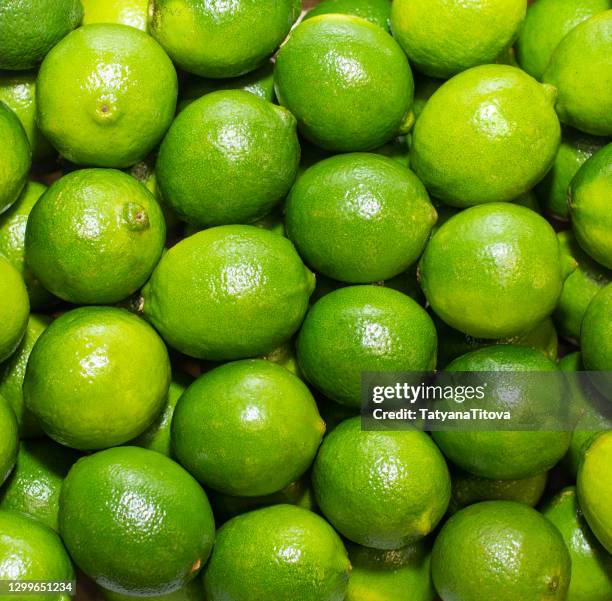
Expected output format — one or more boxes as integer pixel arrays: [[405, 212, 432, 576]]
[[0, 314, 50, 437], [24, 306, 171, 450], [569, 143, 612, 269], [141, 225, 315, 360], [82, 0, 149, 30], [0, 72, 54, 161], [543, 486, 612, 601], [157, 90, 299, 227], [543, 11, 612, 136], [37, 24, 177, 167], [297, 285, 437, 407], [59, 446, 215, 595], [345, 540, 434, 601], [432, 501, 570, 601], [0, 255, 29, 362], [391, 0, 526, 78], [285, 153, 436, 283], [581, 283, 612, 378], [372, 135, 410, 167], [261, 339, 302, 377], [25, 169, 166, 304], [432, 345, 571, 479], [577, 432, 612, 553], [172, 359, 324, 496], [150, 0, 299, 78], [203, 504, 350, 601], [0, 439, 78, 531], [0, 0, 82, 70], [101, 579, 203, 601], [0, 100, 31, 213], [555, 231, 610, 341], [0, 181, 55, 308], [0, 398, 18, 486], [516, 0, 610, 80], [305, 0, 391, 31], [536, 127, 609, 219], [0, 511, 74, 601], [275, 14, 414, 152], [313, 417, 450, 549], [410, 65, 560, 206], [419, 203, 563, 338]]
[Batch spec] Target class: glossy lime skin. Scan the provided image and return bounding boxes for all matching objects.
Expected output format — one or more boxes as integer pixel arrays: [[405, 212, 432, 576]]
[[37, 24, 178, 168], [569, 143, 612, 269], [345, 540, 434, 601], [82, 0, 149, 31], [0, 255, 29, 362], [516, 0, 610, 80], [157, 90, 299, 227], [59, 446, 215, 595], [432, 345, 571, 479], [150, 0, 299, 78], [25, 169, 166, 304], [275, 15, 413, 152], [391, 0, 526, 79], [0, 439, 78, 531], [0, 314, 50, 437], [24, 307, 171, 451], [0, 399, 18, 486], [101, 579, 203, 601], [536, 128, 609, 220], [543, 487, 612, 601], [285, 153, 437, 283], [142, 225, 314, 361], [577, 432, 612, 553], [419, 203, 563, 339], [0, 0, 82, 70], [555, 231, 610, 340], [0, 72, 54, 161], [432, 501, 570, 601], [411, 65, 560, 206], [0, 511, 74, 601], [313, 417, 450, 549], [305, 0, 391, 31], [0, 101, 31, 213], [0, 181, 54, 308], [543, 11, 612, 136], [173, 360, 324, 496], [203, 504, 350, 601], [297, 286, 437, 407]]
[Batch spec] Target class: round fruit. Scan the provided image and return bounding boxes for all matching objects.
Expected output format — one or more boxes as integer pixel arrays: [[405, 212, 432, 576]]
[[581, 285, 612, 386], [577, 432, 612, 553], [0, 439, 78, 531], [24, 306, 171, 451], [313, 417, 450, 549], [516, 0, 610, 80], [0, 100, 31, 213], [297, 286, 437, 407], [419, 203, 563, 338], [141, 225, 314, 360], [391, 0, 526, 78], [149, 0, 300, 78], [285, 153, 437, 283], [0, 398, 18, 486], [157, 90, 299, 227], [543, 487, 612, 601], [0, 0, 82, 70], [432, 501, 570, 601], [172, 360, 324, 496], [305, 0, 391, 31], [569, 143, 612, 269], [0, 511, 75, 600], [410, 65, 560, 206], [82, 0, 149, 30], [59, 446, 215, 595], [37, 24, 177, 167], [203, 504, 350, 601], [275, 15, 414, 152], [543, 11, 612, 136], [0, 255, 29, 362], [25, 169, 166, 304]]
